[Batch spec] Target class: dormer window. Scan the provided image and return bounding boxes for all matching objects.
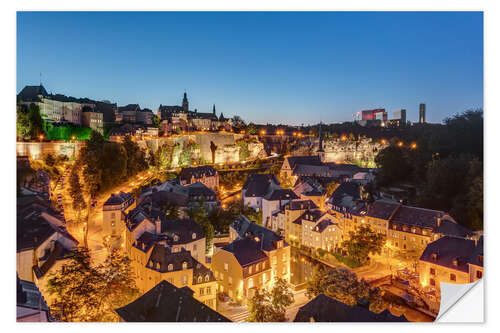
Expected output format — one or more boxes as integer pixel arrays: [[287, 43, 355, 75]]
[[192, 233, 196, 240], [452, 258, 459, 267], [155, 262, 160, 270], [205, 274, 210, 282], [198, 276, 202, 283], [174, 235, 179, 242], [431, 253, 438, 261], [168, 264, 173, 271]]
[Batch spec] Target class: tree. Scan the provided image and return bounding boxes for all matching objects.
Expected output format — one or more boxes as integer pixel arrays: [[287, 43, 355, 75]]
[[152, 114, 162, 129], [341, 225, 385, 265], [122, 135, 148, 177], [47, 247, 139, 322], [325, 181, 340, 197], [187, 200, 214, 254], [69, 167, 87, 224], [247, 278, 294, 322], [246, 123, 258, 135], [46, 247, 104, 321], [16, 103, 44, 140], [306, 267, 385, 314], [161, 201, 180, 220], [374, 145, 412, 187], [43, 153, 56, 167]]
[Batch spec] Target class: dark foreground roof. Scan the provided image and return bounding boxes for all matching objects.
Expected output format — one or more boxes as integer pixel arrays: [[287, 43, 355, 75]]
[[294, 294, 408, 322], [115, 280, 230, 322], [243, 173, 280, 197], [179, 166, 217, 183], [221, 237, 268, 267], [286, 155, 323, 169], [230, 215, 285, 252]]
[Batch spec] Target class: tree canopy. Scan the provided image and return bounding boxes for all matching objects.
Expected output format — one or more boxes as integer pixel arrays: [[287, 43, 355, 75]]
[[247, 278, 294, 322]]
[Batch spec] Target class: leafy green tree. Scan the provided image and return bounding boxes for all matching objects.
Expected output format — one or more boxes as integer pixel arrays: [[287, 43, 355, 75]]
[[80, 131, 106, 195], [237, 140, 250, 161], [341, 225, 385, 265], [152, 114, 162, 129], [247, 123, 258, 135], [247, 278, 294, 322], [306, 267, 385, 314]]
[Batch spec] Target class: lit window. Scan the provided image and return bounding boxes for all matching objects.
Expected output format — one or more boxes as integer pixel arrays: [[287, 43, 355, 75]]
[[224, 263, 228, 272], [182, 275, 188, 285], [182, 261, 188, 270]]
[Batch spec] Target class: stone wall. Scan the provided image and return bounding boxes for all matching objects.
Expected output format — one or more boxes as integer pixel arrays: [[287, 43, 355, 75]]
[[16, 141, 84, 160], [320, 138, 388, 163]]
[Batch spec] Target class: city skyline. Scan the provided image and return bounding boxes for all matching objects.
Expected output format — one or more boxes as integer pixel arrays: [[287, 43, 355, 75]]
[[17, 11, 483, 125]]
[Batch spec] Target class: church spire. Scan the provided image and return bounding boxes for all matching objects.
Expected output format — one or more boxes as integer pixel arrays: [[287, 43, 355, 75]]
[[213, 104, 216, 115], [317, 122, 324, 153], [182, 92, 189, 112]]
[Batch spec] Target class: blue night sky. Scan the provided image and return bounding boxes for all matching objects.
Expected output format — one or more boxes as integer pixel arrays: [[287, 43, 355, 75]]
[[17, 11, 483, 125]]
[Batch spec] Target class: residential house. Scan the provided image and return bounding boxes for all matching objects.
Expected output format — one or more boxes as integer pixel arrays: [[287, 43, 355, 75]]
[[179, 165, 219, 190], [261, 188, 299, 227], [17, 276, 52, 322], [241, 173, 281, 211], [280, 155, 323, 180], [102, 191, 134, 238], [212, 216, 290, 304]]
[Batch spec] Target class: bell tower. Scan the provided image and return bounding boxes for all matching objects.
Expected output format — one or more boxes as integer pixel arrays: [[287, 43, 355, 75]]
[[182, 92, 189, 112]]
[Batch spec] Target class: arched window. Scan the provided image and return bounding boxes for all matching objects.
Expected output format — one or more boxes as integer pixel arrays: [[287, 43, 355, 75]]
[[192, 233, 196, 239], [205, 274, 210, 282], [168, 264, 173, 271], [198, 276, 202, 283], [182, 261, 188, 270], [155, 262, 160, 270]]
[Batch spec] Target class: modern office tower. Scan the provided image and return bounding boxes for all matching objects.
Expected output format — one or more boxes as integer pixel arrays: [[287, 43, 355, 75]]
[[419, 103, 426, 123]]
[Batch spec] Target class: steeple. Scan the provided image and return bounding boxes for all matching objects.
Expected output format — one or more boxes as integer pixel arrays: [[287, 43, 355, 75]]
[[182, 92, 189, 112], [317, 122, 324, 153], [212, 104, 216, 115]]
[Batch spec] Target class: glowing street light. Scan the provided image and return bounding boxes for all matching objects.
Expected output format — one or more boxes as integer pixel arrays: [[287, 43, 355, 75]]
[[260, 130, 266, 135], [381, 139, 386, 145], [397, 141, 403, 147], [411, 143, 417, 149], [39, 134, 44, 141]]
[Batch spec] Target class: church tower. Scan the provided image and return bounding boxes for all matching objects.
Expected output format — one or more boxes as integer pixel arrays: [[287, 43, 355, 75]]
[[317, 122, 325, 162], [182, 92, 189, 112], [212, 104, 216, 116]]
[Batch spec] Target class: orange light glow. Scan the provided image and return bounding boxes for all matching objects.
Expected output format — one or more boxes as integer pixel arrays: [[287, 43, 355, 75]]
[[411, 143, 417, 149], [398, 141, 403, 147]]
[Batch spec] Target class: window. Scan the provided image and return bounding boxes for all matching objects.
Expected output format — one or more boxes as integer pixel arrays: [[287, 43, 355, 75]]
[[206, 286, 211, 295], [249, 265, 252, 274], [430, 278, 435, 286], [224, 263, 228, 272], [199, 288, 204, 295], [450, 273, 456, 282], [430, 268, 436, 275], [192, 233, 196, 239], [256, 263, 260, 272], [282, 266, 287, 275], [198, 276, 202, 283], [263, 273, 267, 283], [193, 244, 197, 251], [248, 278, 254, 288], [182, 275, 188, 285], [182, 261, 188, 270], [476, 271, 483, 279], [282, 253, 287, 262], [205, 274, 210, 282], [228, 276, 233, 286]]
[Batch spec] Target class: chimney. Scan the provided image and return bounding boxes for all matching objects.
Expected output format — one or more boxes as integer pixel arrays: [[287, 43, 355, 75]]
[[155, 217, 161, 234]]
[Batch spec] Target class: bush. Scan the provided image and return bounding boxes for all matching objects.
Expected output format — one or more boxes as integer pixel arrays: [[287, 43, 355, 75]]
[[332, 252, 362, 268]]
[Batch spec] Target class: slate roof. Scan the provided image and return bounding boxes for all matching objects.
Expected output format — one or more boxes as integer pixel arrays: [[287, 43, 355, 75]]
[[293, 164, 333, 177], [391, 205, 445, 229], [179, 166, 217, 183], [186, 182, 217, 201], [148, 245, 194, 273], [419, 236, 483, 273], [230, 215, 286, 252], [159, 219, 205, 243], [313, 219, 335, 233], [264, 188, 299, 201], [242, 174, 280, 197], [104, 191, 134, 206], [365, 201, 400, 220], [286, 200, 318, 211], [435, 219, 474, 238], [221, 237, 269, 267], [329, 181, 361, 210], [118, 104, 141, 112], [33, 241, 72, 279], [115, 280, 230, 322], [294, 294, 408, 322], [286, 156, 323, 170], [17, 276, 51, 319], [150, 190, 189, 207], [17, 209, 77, 252]]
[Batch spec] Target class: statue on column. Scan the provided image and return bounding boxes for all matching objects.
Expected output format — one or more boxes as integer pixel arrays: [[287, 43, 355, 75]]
[[210, 141, 217, 164]]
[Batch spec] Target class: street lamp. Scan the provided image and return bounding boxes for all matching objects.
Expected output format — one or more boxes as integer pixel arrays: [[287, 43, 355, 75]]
[[397, 141, 403, 147], [39, 134, 44, 141], [411, 143, 417, 149]]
